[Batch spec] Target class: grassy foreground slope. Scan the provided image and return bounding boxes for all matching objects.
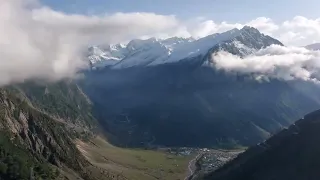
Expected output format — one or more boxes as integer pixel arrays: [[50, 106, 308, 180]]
[[76, 136, 192, 180]]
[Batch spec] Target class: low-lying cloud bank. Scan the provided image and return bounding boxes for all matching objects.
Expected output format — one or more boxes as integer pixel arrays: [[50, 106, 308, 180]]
[[213, 45, 320, 82], [0, 0, 181, 86]]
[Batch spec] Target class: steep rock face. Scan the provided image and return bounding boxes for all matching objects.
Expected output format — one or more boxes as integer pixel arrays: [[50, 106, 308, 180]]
[[0, 88, 88, 179], [14, 81, 97, 129], [203, 109, 320, 180], [0, 82, 106, 180]]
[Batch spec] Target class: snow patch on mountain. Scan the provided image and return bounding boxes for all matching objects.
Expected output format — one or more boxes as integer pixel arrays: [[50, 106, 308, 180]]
[[231, 40, 256, 55], [149, 28, 241, 65], [88, 44, 127, 68], [112, 37, 195, 69], [113, 39, 169, 69]]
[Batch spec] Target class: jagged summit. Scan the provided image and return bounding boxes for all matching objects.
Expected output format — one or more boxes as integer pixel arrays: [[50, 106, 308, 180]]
[[241, 25, 260, 32], [203, 26, 283, 64]]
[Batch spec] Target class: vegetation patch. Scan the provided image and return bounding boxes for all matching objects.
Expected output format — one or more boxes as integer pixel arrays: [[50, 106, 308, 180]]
[[76, 136, 192, 180]]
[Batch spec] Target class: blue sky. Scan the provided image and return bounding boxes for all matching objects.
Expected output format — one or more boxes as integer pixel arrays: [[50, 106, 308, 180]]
[[40, 0, 319, 22]]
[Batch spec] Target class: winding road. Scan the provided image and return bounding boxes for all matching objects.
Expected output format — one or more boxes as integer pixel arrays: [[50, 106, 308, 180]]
[[184, 153, 202, 180]]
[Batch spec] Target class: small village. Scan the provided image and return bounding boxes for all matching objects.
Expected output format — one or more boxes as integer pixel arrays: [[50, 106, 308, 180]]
[[197, 149, 242, 173]]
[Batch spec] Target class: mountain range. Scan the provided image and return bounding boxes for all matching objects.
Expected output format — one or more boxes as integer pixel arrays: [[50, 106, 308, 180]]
[[88, 26, 282, 69], [81, 26, 320, 148]]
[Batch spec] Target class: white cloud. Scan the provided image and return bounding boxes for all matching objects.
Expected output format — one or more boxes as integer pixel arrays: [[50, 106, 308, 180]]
[[0, 0, 184, 86], [2, 0, 320, 86], [187, 20, 242, 38], [280, 16, 320, 45], [32, 9, 181, 44], [212, 45, 320, 82], [246, 17, 278, 35]]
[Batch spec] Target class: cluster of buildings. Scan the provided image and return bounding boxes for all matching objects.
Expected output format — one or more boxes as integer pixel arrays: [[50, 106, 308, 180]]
[[198, 150, 241, 173]]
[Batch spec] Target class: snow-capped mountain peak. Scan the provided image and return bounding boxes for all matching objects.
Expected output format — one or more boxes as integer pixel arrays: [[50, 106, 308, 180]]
[[88, 26, 283, 69], [201, 26, 283, 66]]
